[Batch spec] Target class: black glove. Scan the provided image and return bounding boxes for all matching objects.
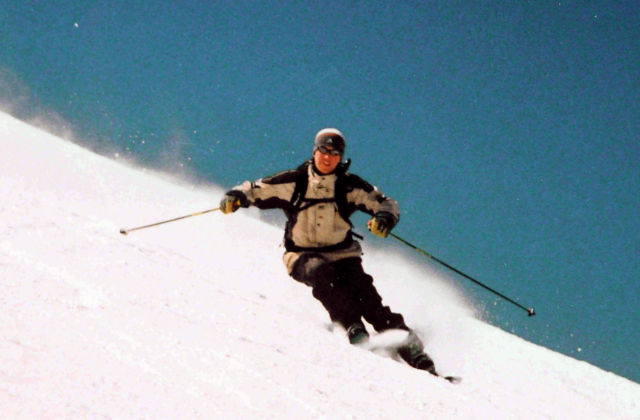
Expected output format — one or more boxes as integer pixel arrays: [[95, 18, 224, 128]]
[[367, 212, 396, 238]]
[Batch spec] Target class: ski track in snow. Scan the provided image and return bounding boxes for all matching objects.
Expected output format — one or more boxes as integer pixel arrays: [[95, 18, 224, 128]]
[[1, 111, 639, 419]]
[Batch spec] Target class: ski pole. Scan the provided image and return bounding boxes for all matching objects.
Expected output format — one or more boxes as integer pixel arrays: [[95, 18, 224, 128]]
[[388, 232, 536, 317], [119, 207, 221, 235]]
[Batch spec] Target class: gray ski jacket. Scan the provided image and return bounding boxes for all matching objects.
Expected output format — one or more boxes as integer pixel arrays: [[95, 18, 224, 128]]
[[226, 160, 399, 273]]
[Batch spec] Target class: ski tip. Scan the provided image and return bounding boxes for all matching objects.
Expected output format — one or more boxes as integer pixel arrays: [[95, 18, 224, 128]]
[[430, 370, 461, 384], [119, 229, 128, 235]]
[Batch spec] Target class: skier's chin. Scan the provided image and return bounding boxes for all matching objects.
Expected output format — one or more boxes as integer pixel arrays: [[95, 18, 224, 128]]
[[317, 162, 336, 174]]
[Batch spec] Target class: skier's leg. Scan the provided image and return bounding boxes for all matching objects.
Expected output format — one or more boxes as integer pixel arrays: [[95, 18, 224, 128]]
[[332, 257, 409, 332], [289, 253, 326, 287], [333, 258, 436, 372], [290, 254, 362, 330]]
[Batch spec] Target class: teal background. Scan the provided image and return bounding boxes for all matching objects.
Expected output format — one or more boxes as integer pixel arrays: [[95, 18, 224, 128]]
[[2, 1, 638, 382]]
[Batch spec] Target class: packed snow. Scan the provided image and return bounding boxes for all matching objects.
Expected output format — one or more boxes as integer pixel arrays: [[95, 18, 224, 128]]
[[1, 111, 638, 419]]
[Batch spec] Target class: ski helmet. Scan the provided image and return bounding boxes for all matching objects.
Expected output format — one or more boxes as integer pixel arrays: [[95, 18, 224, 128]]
[[314, 128, 346, 155]]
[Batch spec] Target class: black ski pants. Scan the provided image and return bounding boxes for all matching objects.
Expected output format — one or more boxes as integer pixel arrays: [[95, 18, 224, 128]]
[[290, 254, 409, 332]]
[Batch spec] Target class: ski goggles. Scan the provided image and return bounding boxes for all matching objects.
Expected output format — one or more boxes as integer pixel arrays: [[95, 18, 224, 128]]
[[315, 145, 342, 156]]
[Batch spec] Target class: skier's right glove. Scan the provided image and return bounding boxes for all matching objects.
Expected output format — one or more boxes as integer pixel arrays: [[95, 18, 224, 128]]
[[219, 191, 247, 214]]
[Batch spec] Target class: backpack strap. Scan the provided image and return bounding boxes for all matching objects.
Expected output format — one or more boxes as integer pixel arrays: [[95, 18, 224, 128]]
[[290, 160, 311, 210], [334, 173, 353, 228]]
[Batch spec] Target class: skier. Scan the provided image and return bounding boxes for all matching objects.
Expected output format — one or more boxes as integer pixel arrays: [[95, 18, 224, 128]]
[[219, 128, 436, 373]]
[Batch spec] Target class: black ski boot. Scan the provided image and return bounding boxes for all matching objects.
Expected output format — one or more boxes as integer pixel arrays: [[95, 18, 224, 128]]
[[347, 321, 370, 344], [397, 331, 436, 374]]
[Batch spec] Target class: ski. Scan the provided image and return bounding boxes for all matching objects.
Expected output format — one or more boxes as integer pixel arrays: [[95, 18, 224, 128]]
[[439, 374, 462, 384], [329, 324, 462, 383]]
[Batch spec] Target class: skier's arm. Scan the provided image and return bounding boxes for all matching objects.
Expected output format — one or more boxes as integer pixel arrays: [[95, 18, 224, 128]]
[[220, 170, 297, 213], [346, 176, 400, 236]]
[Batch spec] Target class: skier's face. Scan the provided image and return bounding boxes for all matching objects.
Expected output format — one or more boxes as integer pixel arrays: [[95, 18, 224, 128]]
[[313, 146, 342, 174]]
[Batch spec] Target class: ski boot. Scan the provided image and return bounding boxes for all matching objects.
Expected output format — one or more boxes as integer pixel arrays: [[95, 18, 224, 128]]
[[346, 321, 370, 344], [397, 331, 436, 374]]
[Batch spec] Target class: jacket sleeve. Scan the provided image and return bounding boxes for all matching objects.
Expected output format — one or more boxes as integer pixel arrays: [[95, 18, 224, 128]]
[[226, 169, 298, 210], [345, 174, 400, 225]]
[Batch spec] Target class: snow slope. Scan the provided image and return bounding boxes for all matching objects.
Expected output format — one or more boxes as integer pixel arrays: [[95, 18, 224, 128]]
[[1, 111, 638, 419]]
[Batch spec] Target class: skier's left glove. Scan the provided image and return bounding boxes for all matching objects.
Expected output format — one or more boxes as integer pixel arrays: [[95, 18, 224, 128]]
[[367, 212, 396, 238]]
